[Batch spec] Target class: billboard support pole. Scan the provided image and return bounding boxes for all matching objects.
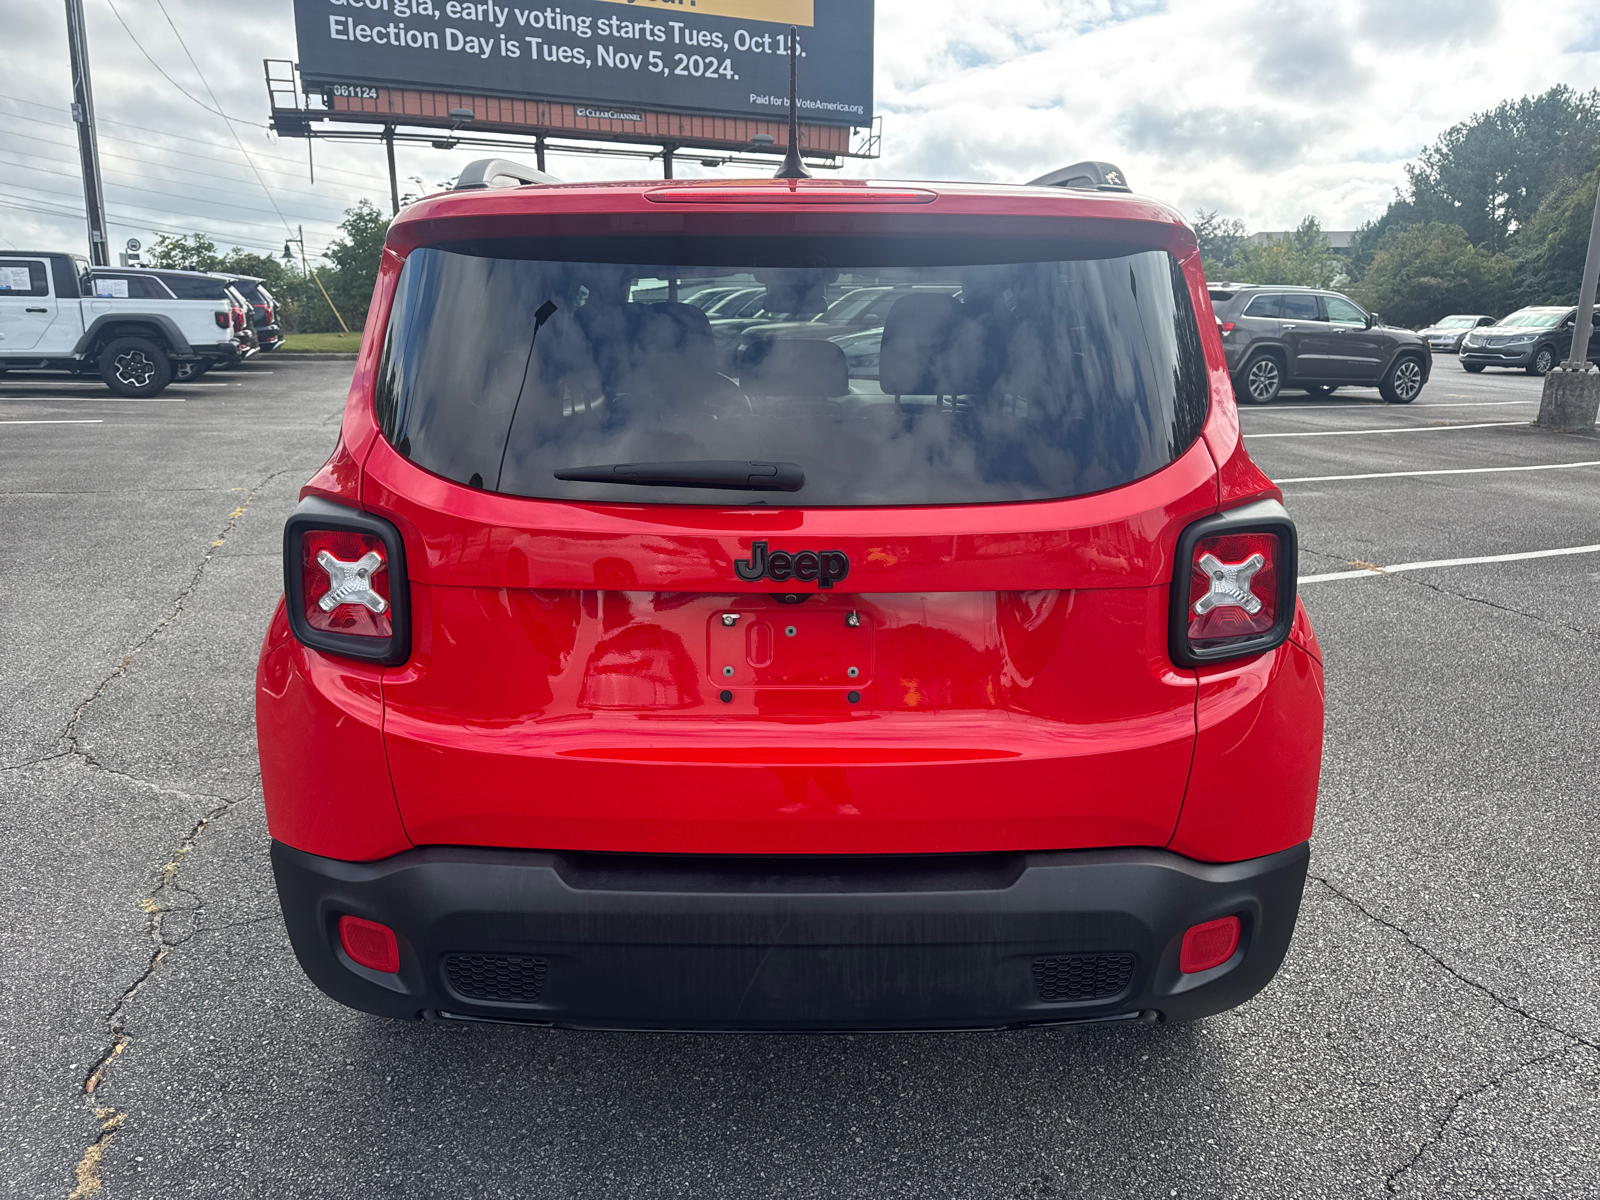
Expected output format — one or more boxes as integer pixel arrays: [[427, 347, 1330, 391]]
[[64, 0, 110, 265], [774, 26, 811, 181], [384, 125, 399, 214], [535, 135, 546, 173], [662, 143, 676, 179]]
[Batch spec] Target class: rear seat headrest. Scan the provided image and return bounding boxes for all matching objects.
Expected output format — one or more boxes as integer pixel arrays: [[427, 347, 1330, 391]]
[[879, 293, 978, 396], [738, 337, 849, 399]]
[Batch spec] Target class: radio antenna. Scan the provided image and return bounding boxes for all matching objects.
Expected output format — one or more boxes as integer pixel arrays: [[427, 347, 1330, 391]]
[[774, 25, 811, 180]]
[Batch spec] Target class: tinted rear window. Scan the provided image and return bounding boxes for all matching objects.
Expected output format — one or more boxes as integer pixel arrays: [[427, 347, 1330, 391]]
[[0, 259, 50, 296], [158, 275, 230, 300], [376, 240, 1209, 507]]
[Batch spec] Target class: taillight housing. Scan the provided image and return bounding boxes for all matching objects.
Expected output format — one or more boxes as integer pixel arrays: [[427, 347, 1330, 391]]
[[282, 497, 411, 664], [1219, 321, 1235, 334], [1169, 499, 1297, 665], [214, 311, 230, 330], [231, 306, 245, 331]]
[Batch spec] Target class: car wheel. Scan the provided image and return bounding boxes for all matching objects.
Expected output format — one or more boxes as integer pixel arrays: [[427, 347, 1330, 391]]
[[99, 336, 172, 398], [1462, 362, 1485, 373], [1380, 355, 1425, 404], [173, 360, 209, 382], [1238, 354, 1282, 404], [1526, 345, 1556, 376], [1303, 384, 1337, 397]]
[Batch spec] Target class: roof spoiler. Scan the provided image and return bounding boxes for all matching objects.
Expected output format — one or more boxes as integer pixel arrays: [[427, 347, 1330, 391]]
[[452, 158, 563, 190], [1027, 161, 1131, 192]]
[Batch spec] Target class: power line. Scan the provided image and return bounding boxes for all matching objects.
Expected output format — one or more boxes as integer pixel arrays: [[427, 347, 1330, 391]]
[[0, 94, 397, 186], [0, 195, 313, 255], [0, 151, 352, 221], [0, 126, 371, 205], [100, 0, 269, 129], [150, 0, 296, 235]]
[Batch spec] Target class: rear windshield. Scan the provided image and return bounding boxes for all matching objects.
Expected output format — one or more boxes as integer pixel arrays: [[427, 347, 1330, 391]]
[[375, 239, 1209, 507]]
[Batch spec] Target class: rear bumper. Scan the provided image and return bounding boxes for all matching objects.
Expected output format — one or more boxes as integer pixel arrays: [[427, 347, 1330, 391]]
[[271, 839, 1310, 1031]]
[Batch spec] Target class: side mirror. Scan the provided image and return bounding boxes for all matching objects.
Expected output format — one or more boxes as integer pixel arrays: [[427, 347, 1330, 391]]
[[1364, 313, 1378, 328]]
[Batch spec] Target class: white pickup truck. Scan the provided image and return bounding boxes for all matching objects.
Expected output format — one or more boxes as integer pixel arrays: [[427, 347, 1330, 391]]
[[0, 251, 246, 397]]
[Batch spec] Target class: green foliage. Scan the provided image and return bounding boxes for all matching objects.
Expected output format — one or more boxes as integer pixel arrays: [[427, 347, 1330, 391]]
[[1193, 210, 1249, 279], [1511, 164, 1599, 306], [1226, 217, 1346, 289], [1351, 223, 1514, 329], [147, 232, 220, 271], [319, 199, 390, 331], [1403, 85, 1600, 254]]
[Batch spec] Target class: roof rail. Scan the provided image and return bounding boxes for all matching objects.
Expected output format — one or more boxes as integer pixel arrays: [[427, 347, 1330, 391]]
[[1028, 161, 1131, 192], [452, 158, 563, 190]]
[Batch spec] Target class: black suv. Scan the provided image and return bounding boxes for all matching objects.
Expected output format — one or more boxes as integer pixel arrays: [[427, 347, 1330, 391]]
[[1209, 284, 1431, 404], [1459, 306, 1600, 376]]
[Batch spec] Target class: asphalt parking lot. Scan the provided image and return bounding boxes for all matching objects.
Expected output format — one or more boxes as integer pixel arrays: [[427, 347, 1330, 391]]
[[2, 356, 1597, 1199]]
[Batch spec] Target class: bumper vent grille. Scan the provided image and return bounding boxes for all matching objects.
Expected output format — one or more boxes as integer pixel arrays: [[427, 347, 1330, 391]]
[[1031, 954, 1135, 1002], [444, 953, 548, 1003]]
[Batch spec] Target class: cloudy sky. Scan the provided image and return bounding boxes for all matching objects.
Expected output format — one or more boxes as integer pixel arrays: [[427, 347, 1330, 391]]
[[5, 0, 1600, 263]]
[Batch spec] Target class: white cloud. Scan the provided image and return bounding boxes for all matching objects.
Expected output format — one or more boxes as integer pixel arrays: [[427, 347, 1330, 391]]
[[2, 0, 1597, 260]]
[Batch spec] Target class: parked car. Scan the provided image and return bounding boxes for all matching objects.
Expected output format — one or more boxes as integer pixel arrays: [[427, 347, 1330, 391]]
[[1416, 313, 1495, 354], [739, 284, 962, 344], [0, 251, 243, 396], [213, 273, 284, 352], [1459, 306, 1600, 375], [1208, 283, 1430, 404], [259, 160, 1324, 1031]]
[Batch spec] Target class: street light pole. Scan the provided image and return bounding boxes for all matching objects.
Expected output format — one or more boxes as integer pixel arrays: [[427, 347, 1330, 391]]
[[1564, 175, 1600, 369], [64, 0, 110, 266], [1537, 171, 1600, 431]]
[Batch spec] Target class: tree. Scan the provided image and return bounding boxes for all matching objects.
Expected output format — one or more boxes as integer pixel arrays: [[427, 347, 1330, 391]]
[[1227, 216, 1345, 289], [1352, 223, 1514, 329], [321, 199, 391, 329], [1394, 85, 1600, 254], [147, 232, 220, 271], [1192, 210, 1249, 279], [1511, 164, 1600, 306]]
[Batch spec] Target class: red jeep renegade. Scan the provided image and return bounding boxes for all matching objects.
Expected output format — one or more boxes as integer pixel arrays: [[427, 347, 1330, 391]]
[[257, 160, 1324, 1031]]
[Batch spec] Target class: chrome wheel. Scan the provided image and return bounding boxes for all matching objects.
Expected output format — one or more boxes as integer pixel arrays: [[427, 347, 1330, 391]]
[[113, 349, 156, 389], [1245, 357, 1281, 403], [1390, 359, 1423, 401], [1531, 347, 1555, 376]]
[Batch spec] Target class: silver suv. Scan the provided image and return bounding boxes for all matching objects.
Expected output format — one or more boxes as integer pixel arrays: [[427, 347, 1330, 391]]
[[1209, 283, 1431, 404]]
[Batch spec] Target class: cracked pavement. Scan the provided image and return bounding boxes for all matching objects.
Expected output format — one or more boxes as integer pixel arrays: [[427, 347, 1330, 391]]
[[2, 360, 1597, 1198]]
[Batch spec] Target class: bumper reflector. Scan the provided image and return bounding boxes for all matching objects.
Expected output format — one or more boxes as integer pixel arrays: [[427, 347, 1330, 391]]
[[339, 915, 399, 973], [1179, 915, 1240, 974]]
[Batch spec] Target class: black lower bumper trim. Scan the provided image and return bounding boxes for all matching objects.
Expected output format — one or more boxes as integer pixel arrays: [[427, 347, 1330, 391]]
[[271, 840, 1310, 1031]]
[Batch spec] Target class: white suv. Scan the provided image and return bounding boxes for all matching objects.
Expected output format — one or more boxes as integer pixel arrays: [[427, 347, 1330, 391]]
[[0, 251, 244, 397]]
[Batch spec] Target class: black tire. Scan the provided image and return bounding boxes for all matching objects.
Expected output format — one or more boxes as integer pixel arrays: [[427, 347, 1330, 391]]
[[1380, 355, 1425, 404], [99, 336, 172, 398], [1303, 384, 1338, 397], [173, 360, 209, 382], [1238, 354, 1283, 404], [1462, 362, 1485, 373], [1526, 345, 1557, 377]]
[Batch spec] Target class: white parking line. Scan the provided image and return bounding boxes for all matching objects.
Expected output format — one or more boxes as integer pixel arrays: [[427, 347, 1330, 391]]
[[1302, 544, 1600, 584], [1248, 421, 1525, 439], [0, 396, 186, 403], [1243, 400, 1536, 412], [1280, 460, 1600, 483], [0, 419, 105, 425]]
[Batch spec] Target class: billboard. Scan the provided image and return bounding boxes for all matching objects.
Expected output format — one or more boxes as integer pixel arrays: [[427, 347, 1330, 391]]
[[293, 0, 874, 127]]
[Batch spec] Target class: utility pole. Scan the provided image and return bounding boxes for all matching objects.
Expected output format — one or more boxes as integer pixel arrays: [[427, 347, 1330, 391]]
[[383, 125, 399, 215], [64, 0, 110, 265], [1537, 172, 1600, 432]]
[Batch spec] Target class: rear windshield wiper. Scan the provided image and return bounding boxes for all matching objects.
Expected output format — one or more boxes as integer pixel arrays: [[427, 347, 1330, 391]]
[[554, 460, 804, 491]]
